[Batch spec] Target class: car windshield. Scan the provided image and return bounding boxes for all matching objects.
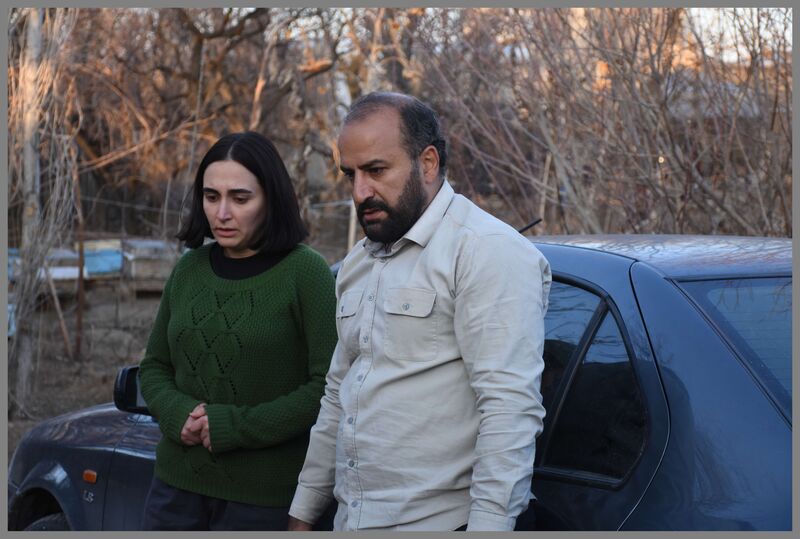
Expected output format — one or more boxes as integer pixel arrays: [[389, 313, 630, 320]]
[[679, 277, 791, 418]]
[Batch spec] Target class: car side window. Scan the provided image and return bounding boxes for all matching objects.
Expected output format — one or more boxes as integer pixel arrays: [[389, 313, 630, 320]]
[[542, 312, 647, 480], [541, 282, 602, 410]]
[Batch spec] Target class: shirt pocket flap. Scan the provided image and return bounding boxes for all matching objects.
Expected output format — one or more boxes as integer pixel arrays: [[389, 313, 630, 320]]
[[384, 288, 436, 318], [337, 289, 363, 318]]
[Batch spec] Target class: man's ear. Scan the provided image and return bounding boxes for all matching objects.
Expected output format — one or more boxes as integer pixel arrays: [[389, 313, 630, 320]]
[[419, 145, 440, 185]]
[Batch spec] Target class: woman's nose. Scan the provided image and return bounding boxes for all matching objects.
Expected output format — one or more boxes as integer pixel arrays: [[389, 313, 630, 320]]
[[216, 200, 231, 220]]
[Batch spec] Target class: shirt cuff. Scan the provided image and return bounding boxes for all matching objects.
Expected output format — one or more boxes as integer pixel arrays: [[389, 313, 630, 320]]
[[289, 484, 333, 525], [467, 510, 517, 531]]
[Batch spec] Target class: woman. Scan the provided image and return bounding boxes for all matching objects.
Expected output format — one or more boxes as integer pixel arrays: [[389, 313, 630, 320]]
[[138, 131, 337, 530]]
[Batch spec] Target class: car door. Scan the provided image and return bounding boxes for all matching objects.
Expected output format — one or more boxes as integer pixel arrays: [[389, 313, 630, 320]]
[[528, 246, 669, 530], [101, 414, 160, 530]]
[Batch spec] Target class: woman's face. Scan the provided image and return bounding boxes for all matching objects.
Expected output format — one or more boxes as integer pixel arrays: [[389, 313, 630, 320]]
[[202, 160, 267, 258]]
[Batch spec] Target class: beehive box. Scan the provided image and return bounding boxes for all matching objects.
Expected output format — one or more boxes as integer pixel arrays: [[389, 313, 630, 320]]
[[122, 239, 180, 292]]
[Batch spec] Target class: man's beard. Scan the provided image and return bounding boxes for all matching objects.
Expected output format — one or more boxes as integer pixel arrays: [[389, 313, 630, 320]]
[[357, 162, 426, 245]]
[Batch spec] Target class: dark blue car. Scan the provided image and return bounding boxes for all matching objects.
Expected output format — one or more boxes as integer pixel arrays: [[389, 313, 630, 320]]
[[7, 235, 792, 530]]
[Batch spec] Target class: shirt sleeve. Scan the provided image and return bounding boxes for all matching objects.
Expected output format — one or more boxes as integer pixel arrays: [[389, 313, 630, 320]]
[[204, 252, 339, 453], [453, 232, 551, 532], [288, 337, 351, 524], [138, 264, 204, 445]]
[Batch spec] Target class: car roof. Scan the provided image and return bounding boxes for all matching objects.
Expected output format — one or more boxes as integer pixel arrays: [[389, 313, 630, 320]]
[[530, 234, 792, 279]]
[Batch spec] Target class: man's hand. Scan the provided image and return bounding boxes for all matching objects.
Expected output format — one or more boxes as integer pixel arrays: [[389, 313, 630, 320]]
[[180, 403, 206, 446], [287, 516, 313, 531]]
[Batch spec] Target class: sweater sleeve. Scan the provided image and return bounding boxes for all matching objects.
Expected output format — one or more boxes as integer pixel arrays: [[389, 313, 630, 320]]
[[204, 250, 338, 454], [138, 261, 204, 445]]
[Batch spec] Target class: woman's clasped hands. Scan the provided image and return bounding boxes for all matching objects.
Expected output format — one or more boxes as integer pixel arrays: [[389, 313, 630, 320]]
[[180, 402, 212, 452]]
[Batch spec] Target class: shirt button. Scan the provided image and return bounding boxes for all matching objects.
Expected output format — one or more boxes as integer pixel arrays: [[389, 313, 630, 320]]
[[340, 305, 344, 313], [402, 303, 410, 311], [368, 294, 374, 301], [351, 500, 359, 508], [357, 375, 364, 381], [348, 459, 355, 467], [347, 417, 354, 424], [379, 259, 387, 264], [362, 335, 369, 344]]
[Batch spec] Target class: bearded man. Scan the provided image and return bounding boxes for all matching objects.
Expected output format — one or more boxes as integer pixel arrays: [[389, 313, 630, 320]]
[[288, 92, 551, 531]]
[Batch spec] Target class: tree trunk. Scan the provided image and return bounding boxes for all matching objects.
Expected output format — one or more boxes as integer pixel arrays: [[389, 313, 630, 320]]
[[15, 7, 44, 415], [73, 159, 85, 361]]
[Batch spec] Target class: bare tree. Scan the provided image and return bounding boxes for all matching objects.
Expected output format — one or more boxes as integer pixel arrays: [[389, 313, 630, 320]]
[[392, 8, 791, 236], [8, 8, 79, 416]]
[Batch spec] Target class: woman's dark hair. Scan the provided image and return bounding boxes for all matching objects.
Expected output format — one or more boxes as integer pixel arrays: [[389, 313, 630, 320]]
[[177, 131, 308, 252]]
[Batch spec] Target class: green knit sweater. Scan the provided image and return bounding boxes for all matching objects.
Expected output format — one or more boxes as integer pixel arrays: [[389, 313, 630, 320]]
[[138, 243, 337, 507]]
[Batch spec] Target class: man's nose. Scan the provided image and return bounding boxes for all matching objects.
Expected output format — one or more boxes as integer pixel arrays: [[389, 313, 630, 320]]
[[352, 171, 375, 204]]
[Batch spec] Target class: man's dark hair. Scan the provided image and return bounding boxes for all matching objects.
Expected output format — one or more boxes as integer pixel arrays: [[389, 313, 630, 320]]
[[344, 92, 448, 180], [177, 131, 308, 251]]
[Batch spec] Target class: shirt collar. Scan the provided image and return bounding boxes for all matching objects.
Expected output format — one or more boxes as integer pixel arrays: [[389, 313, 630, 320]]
[[364, 179, 454, 257]]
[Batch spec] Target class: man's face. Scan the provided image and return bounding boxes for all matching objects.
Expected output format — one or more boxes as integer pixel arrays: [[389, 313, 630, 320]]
[[338, 108, 429, 244]]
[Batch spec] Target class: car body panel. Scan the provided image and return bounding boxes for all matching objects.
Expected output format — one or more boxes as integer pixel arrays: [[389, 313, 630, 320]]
[[101, 415, 159, 530], [7, 404, 136, 530], [621, 262, 791, 530], [533, 234, 791, 279]]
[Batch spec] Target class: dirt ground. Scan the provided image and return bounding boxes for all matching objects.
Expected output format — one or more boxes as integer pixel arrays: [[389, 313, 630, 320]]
[[7, 284, 163, 462]]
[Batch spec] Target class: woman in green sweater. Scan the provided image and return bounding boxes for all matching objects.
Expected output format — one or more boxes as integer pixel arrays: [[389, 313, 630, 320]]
[[138, 131, 338, 530]]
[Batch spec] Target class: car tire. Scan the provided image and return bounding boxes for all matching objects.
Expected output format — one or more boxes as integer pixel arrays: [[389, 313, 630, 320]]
[[23, 512, 70, 531]]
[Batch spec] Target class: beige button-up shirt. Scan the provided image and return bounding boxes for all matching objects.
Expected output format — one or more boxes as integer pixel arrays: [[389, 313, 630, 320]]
[[289, 180, 551, 531]]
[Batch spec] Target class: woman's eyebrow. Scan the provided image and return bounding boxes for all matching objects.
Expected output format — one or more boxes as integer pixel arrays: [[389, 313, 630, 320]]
[[202, 187, 253, 195]]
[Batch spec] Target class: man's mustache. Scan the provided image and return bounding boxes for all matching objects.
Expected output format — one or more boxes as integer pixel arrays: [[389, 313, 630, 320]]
[[357, 199, 392, 218]]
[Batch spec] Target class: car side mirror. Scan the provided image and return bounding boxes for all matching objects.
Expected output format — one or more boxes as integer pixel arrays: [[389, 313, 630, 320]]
[[113, 365, 151, 415]]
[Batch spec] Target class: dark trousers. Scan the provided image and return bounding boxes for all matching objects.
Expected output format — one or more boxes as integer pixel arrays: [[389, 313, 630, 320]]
[[141, 476, 335, 531]]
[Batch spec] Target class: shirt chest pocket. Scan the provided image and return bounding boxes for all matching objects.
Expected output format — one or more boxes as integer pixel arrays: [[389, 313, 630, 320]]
[[336, 288, 363, 354], [383, 287, 438, 361]]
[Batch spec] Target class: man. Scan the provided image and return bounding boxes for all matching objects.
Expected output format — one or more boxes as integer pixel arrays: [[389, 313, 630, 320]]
[[288, 92, 551, 531]]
